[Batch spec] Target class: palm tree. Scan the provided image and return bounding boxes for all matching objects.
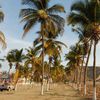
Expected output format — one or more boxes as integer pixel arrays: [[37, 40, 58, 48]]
[[19, 64, 33, 83], [50, 55, 65, 82], [67, 0, 100, 99], [0, 6, 6, 74], [0, 7, 6, 77], [44, 39, 67, 90], [34, 35, 67, 90], [20, 0, 65, 95], [0, 7, 6, 49], [25, 47, 39, 72], [7, 49, 25, 88], [0, 31, 6, 49], [65, 67, 72, 81], [0, 58, 5, 73], [34, 35, 67, 60], [65, 44, 84, 89], [0, 6, 4, 22], [72, 27, 91, 91], [24, 47, 42, 83], [6, 54, 13, 76]]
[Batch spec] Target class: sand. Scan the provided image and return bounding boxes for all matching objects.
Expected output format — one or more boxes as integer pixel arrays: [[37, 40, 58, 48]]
[[81, 81, 100, 100], [0, 83, 89, 100]]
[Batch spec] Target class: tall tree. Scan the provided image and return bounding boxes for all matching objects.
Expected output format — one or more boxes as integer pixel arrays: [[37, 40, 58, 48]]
[[6, 54, 13, 76], [72, 27, 90, 91], [67, 0, 100, 99], [65, 44, 84, 89], [7, 49, 25, 88], [34, 35, 67, 90], [20, 0, 65, 95], [25, 47, 39, 72], [0, 7, 6, 49], [0, 6, 6, 76]]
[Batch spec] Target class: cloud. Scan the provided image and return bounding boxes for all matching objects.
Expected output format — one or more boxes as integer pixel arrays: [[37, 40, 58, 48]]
[[0, 36, 32, 71], [1, 36, 32, 53]]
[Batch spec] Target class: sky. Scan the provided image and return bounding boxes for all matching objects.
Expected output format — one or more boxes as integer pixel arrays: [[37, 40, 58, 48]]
[[0, 0, 100, 72]]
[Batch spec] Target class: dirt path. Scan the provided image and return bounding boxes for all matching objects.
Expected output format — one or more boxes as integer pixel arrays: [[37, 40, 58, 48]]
[[0, 83, 89, 100]]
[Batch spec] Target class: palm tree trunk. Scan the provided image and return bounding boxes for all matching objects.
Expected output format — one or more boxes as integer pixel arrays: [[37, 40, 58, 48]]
[[77, 65, 80, 90], [84, 41, 92, 95], [32, 62, 34, 70], [13, 63, 20, 90], [41, 34, 44, 95], [32, 62, 35, 74], [74, 69, 77, 89], [46, 64, 50, 91], [46, 57, 52, 91], [71, 72, 74, 87], [76, 61, 80, 90], [8, 68, 10, 75], [8, 67, 11, 80], [8, 63, 12, 79], [73, 71, 76, 87], [79, 56, 85, 91], [93, 41, 97, 100]]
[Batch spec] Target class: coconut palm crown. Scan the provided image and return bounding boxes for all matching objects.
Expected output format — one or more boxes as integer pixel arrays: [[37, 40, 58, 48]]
[[20, 0, 65, 37], [67, 0, 100, 43]]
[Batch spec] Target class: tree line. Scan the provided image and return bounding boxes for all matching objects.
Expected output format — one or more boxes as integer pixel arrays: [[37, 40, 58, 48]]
[[0, 0, 100, 100]]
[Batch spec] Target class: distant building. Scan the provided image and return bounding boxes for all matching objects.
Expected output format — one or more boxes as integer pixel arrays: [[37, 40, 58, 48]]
[[0, 72, 11, 84]]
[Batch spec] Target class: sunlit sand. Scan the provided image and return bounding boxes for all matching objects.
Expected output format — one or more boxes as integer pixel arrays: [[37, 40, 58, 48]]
[[0, 83, 89, 100]]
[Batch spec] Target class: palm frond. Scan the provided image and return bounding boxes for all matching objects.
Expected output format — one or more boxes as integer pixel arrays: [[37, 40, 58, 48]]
[[0, 31, 6, 49], [7, 49, 25, 63], [25, 59, 32, 67], [67, 12, 89, 26], [54, 40, 67, 48], [46, 19, 58, 35], [40, 0, 50, 9], [21, 0, 41, 9], [50, 14, 65, 26], [25, 47, 39, 60], [34, 44, 42, 52], [19, 8, 37, 18], [34, 36, 42, 46], [22, 18, 37, 38], [47, 4, 65, 13], [0, 11, 4, 22], [96, 3, 100, 22], [49, 14, 65, 35], [71, 1, 85, 13]]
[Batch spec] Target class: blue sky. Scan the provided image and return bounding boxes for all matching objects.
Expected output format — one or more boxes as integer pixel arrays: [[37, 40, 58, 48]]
[[0, 0, 100, 72]]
